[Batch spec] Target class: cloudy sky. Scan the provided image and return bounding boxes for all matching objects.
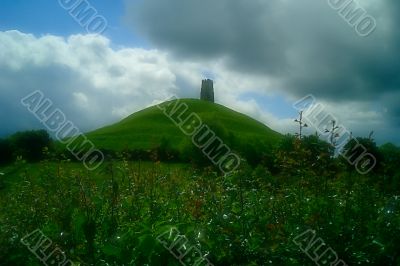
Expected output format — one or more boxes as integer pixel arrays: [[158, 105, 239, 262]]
[[0, 0, 399, 144]]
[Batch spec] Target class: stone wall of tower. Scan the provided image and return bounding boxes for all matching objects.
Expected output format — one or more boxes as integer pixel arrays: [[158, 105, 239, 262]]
[[200, 79, 214, 103]]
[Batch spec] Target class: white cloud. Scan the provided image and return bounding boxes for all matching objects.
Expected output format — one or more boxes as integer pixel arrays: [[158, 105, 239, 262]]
[[0, 30, 178, 134], [0, 30, 398, 145], [0, 30, 288, 135]]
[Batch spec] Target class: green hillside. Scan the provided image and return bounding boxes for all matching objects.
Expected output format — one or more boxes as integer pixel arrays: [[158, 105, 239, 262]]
[[86, 98, 282, 151]]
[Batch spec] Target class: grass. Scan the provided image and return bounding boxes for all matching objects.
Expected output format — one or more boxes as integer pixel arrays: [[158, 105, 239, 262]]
[[0, 160, 190, 193], [84, 99, 282, 151], [2, 100, 398, 265], [1, 159, 398, 265]]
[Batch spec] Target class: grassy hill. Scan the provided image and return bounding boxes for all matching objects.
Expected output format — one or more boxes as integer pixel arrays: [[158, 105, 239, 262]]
[[85, 98, 282, 152]]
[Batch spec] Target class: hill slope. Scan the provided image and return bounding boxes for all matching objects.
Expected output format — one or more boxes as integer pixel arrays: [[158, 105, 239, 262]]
[[86, 99, 282, 151]]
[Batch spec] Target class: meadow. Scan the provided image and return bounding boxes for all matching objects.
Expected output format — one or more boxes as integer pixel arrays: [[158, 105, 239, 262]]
[[1, 141, 399, 265], [0, 100, 399, 265]]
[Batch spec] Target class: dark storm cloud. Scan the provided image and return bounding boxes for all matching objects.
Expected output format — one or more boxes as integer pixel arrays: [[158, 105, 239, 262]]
[[125, 0, 400, 103], [125, 0, 289, 74]]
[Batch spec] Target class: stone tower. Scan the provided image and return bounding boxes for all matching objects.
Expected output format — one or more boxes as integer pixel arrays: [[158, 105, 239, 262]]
[[200, 79, 214, 103]]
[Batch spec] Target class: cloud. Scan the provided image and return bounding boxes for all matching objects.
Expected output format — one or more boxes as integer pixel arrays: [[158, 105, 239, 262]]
[[123, 0, 400, 144], [0, 30, 179, 136], [0, 30, 296, 137], [125, 0, 399, 98], [0, 29, 398, 145]]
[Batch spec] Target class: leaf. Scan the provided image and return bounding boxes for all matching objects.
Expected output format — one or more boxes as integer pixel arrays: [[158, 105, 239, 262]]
[[138, 234, 155, 258], [101, 243, 121, 257]]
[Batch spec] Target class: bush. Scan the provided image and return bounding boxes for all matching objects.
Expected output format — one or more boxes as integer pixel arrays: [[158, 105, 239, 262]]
[[0, 139, 13, 165], [9, 130, 52, 162]]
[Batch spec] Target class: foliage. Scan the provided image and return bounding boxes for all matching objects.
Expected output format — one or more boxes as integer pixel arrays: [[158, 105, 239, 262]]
[[379, 143, 400, 193], [0, 138, 13, 165], [0, 152, 399, 265], [341, 137, 382, 173], [0, 130, 53, 164], [1, 130, 400, 265], [273, 134, 336, 180]]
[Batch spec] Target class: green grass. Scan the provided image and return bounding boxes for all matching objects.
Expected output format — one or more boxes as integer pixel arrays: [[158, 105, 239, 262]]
[[1, 159, 398, 265], [0, 160, 190, 193], [85, 99, 282, 151]]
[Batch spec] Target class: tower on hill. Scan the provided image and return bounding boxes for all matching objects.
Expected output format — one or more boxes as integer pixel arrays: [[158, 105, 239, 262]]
[[200, 79, 214, 103]]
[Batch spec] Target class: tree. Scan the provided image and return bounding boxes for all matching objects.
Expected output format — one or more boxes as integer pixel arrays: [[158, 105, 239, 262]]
[[155, 137, 179, 162], [9, 130, 52, 162], [379, 143, 400, 193], [341, 136, 381, 174], [0, 138, 13, 165], [274, 134, 335, 178]]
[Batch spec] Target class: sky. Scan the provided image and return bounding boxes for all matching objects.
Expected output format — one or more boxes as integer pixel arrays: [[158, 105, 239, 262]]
[[0, 0, 399, 145]]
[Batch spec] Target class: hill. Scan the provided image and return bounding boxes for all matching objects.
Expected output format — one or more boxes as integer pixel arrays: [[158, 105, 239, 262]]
[[85, 98, 282, 153]]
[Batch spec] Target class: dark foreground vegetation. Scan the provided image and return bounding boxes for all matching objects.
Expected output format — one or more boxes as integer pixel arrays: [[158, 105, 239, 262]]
[[0, 130, 399, 265]]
